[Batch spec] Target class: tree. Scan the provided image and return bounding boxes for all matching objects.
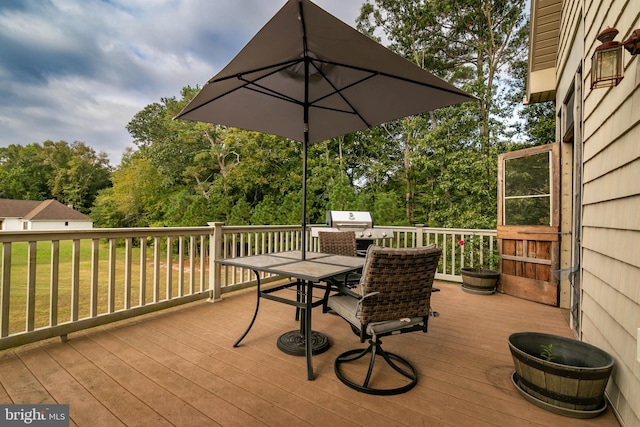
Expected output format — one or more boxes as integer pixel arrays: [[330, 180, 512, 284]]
[[46, 141, 112, 212], [91, 188, 125, 228], [508, 57, 556, 145], [126, 86, 212, 188], [0, 144, 51, 200], [0, 141, 111, 213], [108, 153, 165, 227], [357, 0, 530, 228]]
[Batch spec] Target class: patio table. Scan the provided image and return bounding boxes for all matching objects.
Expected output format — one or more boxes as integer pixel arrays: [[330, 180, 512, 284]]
[[216, 251, 364, 380]]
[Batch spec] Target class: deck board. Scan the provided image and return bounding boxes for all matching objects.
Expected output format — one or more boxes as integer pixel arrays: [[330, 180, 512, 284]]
[[43, 340, 165, 427], [0, 281, 620, 426]]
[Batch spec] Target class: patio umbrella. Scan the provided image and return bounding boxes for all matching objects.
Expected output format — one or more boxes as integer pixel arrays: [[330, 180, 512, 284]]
[[175, 0, 475, 259]]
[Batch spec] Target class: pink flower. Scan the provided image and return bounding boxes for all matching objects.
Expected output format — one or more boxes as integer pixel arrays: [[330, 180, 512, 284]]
[[458, 239, 464, 246]]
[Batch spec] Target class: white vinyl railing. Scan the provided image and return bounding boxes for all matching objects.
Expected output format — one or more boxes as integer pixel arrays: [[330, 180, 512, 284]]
[[0, 223, 496, 350], [0, 227, 213, 351]]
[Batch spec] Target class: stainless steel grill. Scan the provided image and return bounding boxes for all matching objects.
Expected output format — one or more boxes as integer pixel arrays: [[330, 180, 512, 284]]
[[311, 211, 393, 255]]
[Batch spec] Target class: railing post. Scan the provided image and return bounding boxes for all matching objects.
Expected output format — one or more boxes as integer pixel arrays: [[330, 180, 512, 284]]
[[208, 222, 224, 302], [1, 243, 11, 338], [415, 224, 424, 247]]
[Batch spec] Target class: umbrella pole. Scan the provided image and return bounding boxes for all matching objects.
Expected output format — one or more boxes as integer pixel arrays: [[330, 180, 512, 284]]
[[301, 126, 308, 261], [301, 12, 310, 261]]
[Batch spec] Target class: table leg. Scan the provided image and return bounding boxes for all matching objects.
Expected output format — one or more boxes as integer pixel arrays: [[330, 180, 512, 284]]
[[233, 269, 261, 348], [275, 279, 331, 379], [305, 279, 313, 380], [295, 280, 302, 321]]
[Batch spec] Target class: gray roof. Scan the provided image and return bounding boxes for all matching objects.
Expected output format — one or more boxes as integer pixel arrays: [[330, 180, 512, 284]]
[[0, 199, 90, 221]]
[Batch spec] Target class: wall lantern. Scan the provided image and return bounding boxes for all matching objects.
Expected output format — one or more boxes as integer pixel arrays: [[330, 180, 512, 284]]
[[591, 27, 640, 89], [591, 28, 624, 89]]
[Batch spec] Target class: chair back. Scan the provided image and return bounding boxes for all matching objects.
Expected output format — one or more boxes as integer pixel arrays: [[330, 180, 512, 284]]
[[318, 231, 357, 257], [358, 246, 442, 325]]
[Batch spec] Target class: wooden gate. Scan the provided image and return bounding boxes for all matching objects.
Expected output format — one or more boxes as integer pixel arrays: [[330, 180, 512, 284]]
[[497, 144, 560, 306]]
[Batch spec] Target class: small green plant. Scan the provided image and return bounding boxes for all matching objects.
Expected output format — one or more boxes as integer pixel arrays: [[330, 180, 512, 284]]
[[540, 343, 556, 362]]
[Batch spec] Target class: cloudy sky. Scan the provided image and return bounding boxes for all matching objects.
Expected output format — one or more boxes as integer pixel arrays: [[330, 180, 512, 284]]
[[0, 0, 364, 164]]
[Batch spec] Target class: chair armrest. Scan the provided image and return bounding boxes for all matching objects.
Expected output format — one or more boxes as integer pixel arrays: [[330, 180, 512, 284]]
[[333, 280, 361, 299], [327, 277, 362, 300]]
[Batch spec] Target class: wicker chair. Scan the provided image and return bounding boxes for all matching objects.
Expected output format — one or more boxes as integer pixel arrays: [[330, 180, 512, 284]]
[[318, 230, 358, 256], [317, 231, 362, 313], [318, 231, 361, 284], [327, 245, 442, 395]]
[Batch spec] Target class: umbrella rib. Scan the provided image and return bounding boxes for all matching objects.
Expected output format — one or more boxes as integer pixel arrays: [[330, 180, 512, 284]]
[[235, 59, 312, 107], [315, 58, 474, 99], [309, 69, 376, 127], [242, 74, 367, 117], [207, 59, 300, 85], [242, 82, 304, 106], [175, 60, 304, 118]]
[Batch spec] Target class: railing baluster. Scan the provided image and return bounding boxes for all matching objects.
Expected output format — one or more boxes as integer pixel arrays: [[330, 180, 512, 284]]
[[433, 233, 440, 272], [124, 237, 132, 309], [166, 236, 173, 300], [71, 239, 80, 322], [1, 242, 11, 337], [26, 241, 37, 331], [139, 237, 147, 306], [108, 238, 116, 313], [51, 240, 60, 326], [260, 232, 266, 280], [153, 237, 160, 303], [240, 233, 246, 283], [221, 232, 227, 293], [210, 223, 221, 301], [230, 234, 237, 286], [189, 235, 195, 295], [199, 235, 205, 293], [178, 235, 185, 297], [90, 239, 98, 318]]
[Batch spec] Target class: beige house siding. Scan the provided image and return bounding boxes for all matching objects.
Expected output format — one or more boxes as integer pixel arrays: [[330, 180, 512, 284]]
[[544, 0, 640, 424], [578, 0, 640, 424]]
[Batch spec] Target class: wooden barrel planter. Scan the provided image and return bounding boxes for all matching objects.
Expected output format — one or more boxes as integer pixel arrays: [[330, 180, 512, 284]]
[[508, 332, 614, 418], [460, 268, 499, 294]]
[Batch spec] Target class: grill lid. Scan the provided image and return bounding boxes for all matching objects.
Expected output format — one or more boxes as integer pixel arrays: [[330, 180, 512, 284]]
[[326, 210, 373, 228]]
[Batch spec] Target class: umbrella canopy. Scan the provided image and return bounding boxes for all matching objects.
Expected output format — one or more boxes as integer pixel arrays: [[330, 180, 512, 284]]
[[175, 0, 475, 257]]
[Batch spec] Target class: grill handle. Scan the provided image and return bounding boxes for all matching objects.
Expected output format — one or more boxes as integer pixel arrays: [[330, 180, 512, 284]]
[[332, 222, 370, 229]]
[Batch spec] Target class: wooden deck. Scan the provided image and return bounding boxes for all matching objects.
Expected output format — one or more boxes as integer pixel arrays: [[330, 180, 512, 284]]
[[0, 281, 620, 426]]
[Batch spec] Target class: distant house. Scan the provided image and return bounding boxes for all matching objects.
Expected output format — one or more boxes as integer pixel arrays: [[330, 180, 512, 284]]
[[0, 199, 93, 231]]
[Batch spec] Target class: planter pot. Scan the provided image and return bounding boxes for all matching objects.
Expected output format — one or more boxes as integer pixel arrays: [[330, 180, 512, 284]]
[[460, 267, 499, 294], [508, 332, 614, 418]]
